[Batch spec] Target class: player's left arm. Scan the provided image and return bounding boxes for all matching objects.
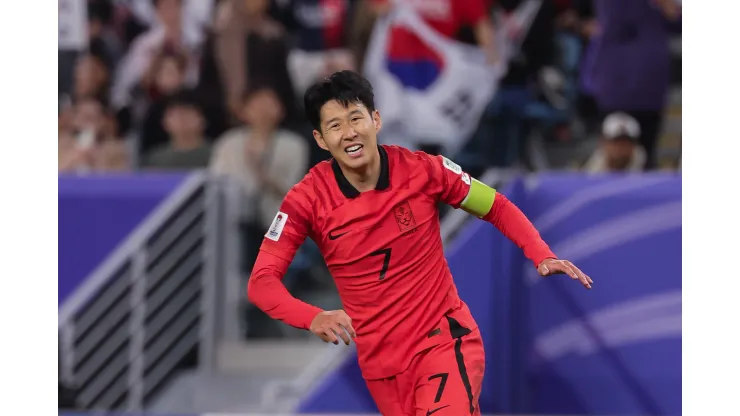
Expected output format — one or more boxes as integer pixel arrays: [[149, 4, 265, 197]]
[[423, 154, 593, 289]]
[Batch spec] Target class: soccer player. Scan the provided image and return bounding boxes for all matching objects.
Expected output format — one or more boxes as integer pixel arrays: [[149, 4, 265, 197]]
[[248, 71, 592, 415]]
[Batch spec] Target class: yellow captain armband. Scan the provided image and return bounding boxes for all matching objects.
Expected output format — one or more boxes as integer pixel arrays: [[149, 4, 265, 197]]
[[460, 178, 496, 218]]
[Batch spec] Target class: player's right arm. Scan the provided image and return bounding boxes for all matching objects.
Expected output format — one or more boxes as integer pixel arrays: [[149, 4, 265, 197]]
[[247, 183, 357, 344], [247, 186, 320, 330]]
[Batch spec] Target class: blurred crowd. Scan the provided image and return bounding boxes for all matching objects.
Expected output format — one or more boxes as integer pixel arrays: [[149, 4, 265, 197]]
[[58, 0, 682, 339]]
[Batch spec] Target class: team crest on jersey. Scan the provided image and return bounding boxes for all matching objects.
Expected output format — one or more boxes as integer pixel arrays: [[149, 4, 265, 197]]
[[266, 211, 288, 241], [393, 201, 417, 233]]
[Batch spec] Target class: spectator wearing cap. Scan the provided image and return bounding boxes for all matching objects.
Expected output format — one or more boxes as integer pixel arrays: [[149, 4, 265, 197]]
[[142, 88, 211, 170], [579, 0, 680, 170], [581, 112, 646, 173]]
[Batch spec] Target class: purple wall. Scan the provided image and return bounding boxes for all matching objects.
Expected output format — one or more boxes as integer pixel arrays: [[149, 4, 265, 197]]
[[58, 174, 188, 305]]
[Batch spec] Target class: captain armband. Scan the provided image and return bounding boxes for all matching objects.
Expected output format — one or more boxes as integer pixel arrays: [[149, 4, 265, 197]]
[[460, 178, 496, 218]]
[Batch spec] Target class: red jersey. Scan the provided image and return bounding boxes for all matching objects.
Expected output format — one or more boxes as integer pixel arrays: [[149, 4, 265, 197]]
[[251, 145, 555, 379], [259, 145, 477, 379]]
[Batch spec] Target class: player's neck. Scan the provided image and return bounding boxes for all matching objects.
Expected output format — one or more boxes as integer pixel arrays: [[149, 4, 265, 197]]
[[339, 148, 381, 193]]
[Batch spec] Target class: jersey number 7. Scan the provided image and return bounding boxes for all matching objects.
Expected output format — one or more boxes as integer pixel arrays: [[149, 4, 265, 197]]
[[369, 248, 392, 280]]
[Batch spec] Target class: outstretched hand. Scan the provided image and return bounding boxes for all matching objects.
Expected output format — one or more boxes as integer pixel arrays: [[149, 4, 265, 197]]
[[310, 310, 357, 345], [538, 258, 593, 289]]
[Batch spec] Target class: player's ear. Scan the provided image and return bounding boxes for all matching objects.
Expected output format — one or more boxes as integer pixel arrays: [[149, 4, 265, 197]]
[[313, 129, 329, 151], [372, 110, 382, 133]]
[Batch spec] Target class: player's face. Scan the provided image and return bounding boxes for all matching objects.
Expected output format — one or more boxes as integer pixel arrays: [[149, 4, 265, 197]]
[[313, 100, 382, 170]]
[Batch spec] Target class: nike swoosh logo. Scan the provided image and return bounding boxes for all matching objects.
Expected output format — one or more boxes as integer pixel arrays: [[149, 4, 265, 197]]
[[328, 229, 350, 240], [426, 405, 450, 415]]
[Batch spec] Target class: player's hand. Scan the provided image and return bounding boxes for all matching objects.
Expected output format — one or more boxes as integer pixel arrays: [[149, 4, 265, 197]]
[[538, 258, 593, 289], [309, 310, 357, 345]]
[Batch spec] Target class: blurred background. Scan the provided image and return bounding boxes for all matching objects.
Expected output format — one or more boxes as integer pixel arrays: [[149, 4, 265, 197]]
[[58, 0, 681, 415]]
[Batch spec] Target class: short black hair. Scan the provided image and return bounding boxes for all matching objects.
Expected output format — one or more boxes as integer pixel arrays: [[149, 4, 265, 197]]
[[166, 88, 202, 113], [241, 81, 278, 105], [303, 70, 376, 132]]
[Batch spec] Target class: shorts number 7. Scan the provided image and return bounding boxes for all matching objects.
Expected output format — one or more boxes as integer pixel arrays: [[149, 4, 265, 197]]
[[428, 373, 448, 403], [369, 248, 392, 280]]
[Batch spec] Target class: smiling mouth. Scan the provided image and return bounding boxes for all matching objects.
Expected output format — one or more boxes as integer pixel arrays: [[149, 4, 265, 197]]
[[345, 144, 363, 155]]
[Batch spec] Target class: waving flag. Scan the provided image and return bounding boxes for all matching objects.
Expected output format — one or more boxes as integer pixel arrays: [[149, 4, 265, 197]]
[[364, 1, 542, 155], [364, 6, 504, 154], [383, 20, 446, 92]]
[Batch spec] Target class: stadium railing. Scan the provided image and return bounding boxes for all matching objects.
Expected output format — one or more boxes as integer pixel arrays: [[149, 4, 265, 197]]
[[58, 172, 223, 410]]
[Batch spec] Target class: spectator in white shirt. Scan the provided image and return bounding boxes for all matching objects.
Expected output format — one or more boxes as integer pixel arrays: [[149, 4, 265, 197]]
[[210, 85, 309, 233]]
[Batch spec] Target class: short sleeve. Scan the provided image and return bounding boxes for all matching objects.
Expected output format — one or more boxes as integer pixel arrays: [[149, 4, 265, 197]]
[[419, 152, 473, 209], [259, 182, 313, 263]]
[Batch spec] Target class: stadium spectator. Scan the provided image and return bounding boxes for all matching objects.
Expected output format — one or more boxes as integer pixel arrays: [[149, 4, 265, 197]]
[[581, 112, 646, 173], [209, 0, 299, 125], [142, 89, 211, 169], [111, 0, 204, 111], [59, 97, 130, 173], [139, 50, 189, 156], [272, 0, 357, 97], [123, 0, 214, 47], [60, 53, 111, 111], [210, 85, 309, 264], [457, 0, 560, 169], [579, 0, 680, 170]]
